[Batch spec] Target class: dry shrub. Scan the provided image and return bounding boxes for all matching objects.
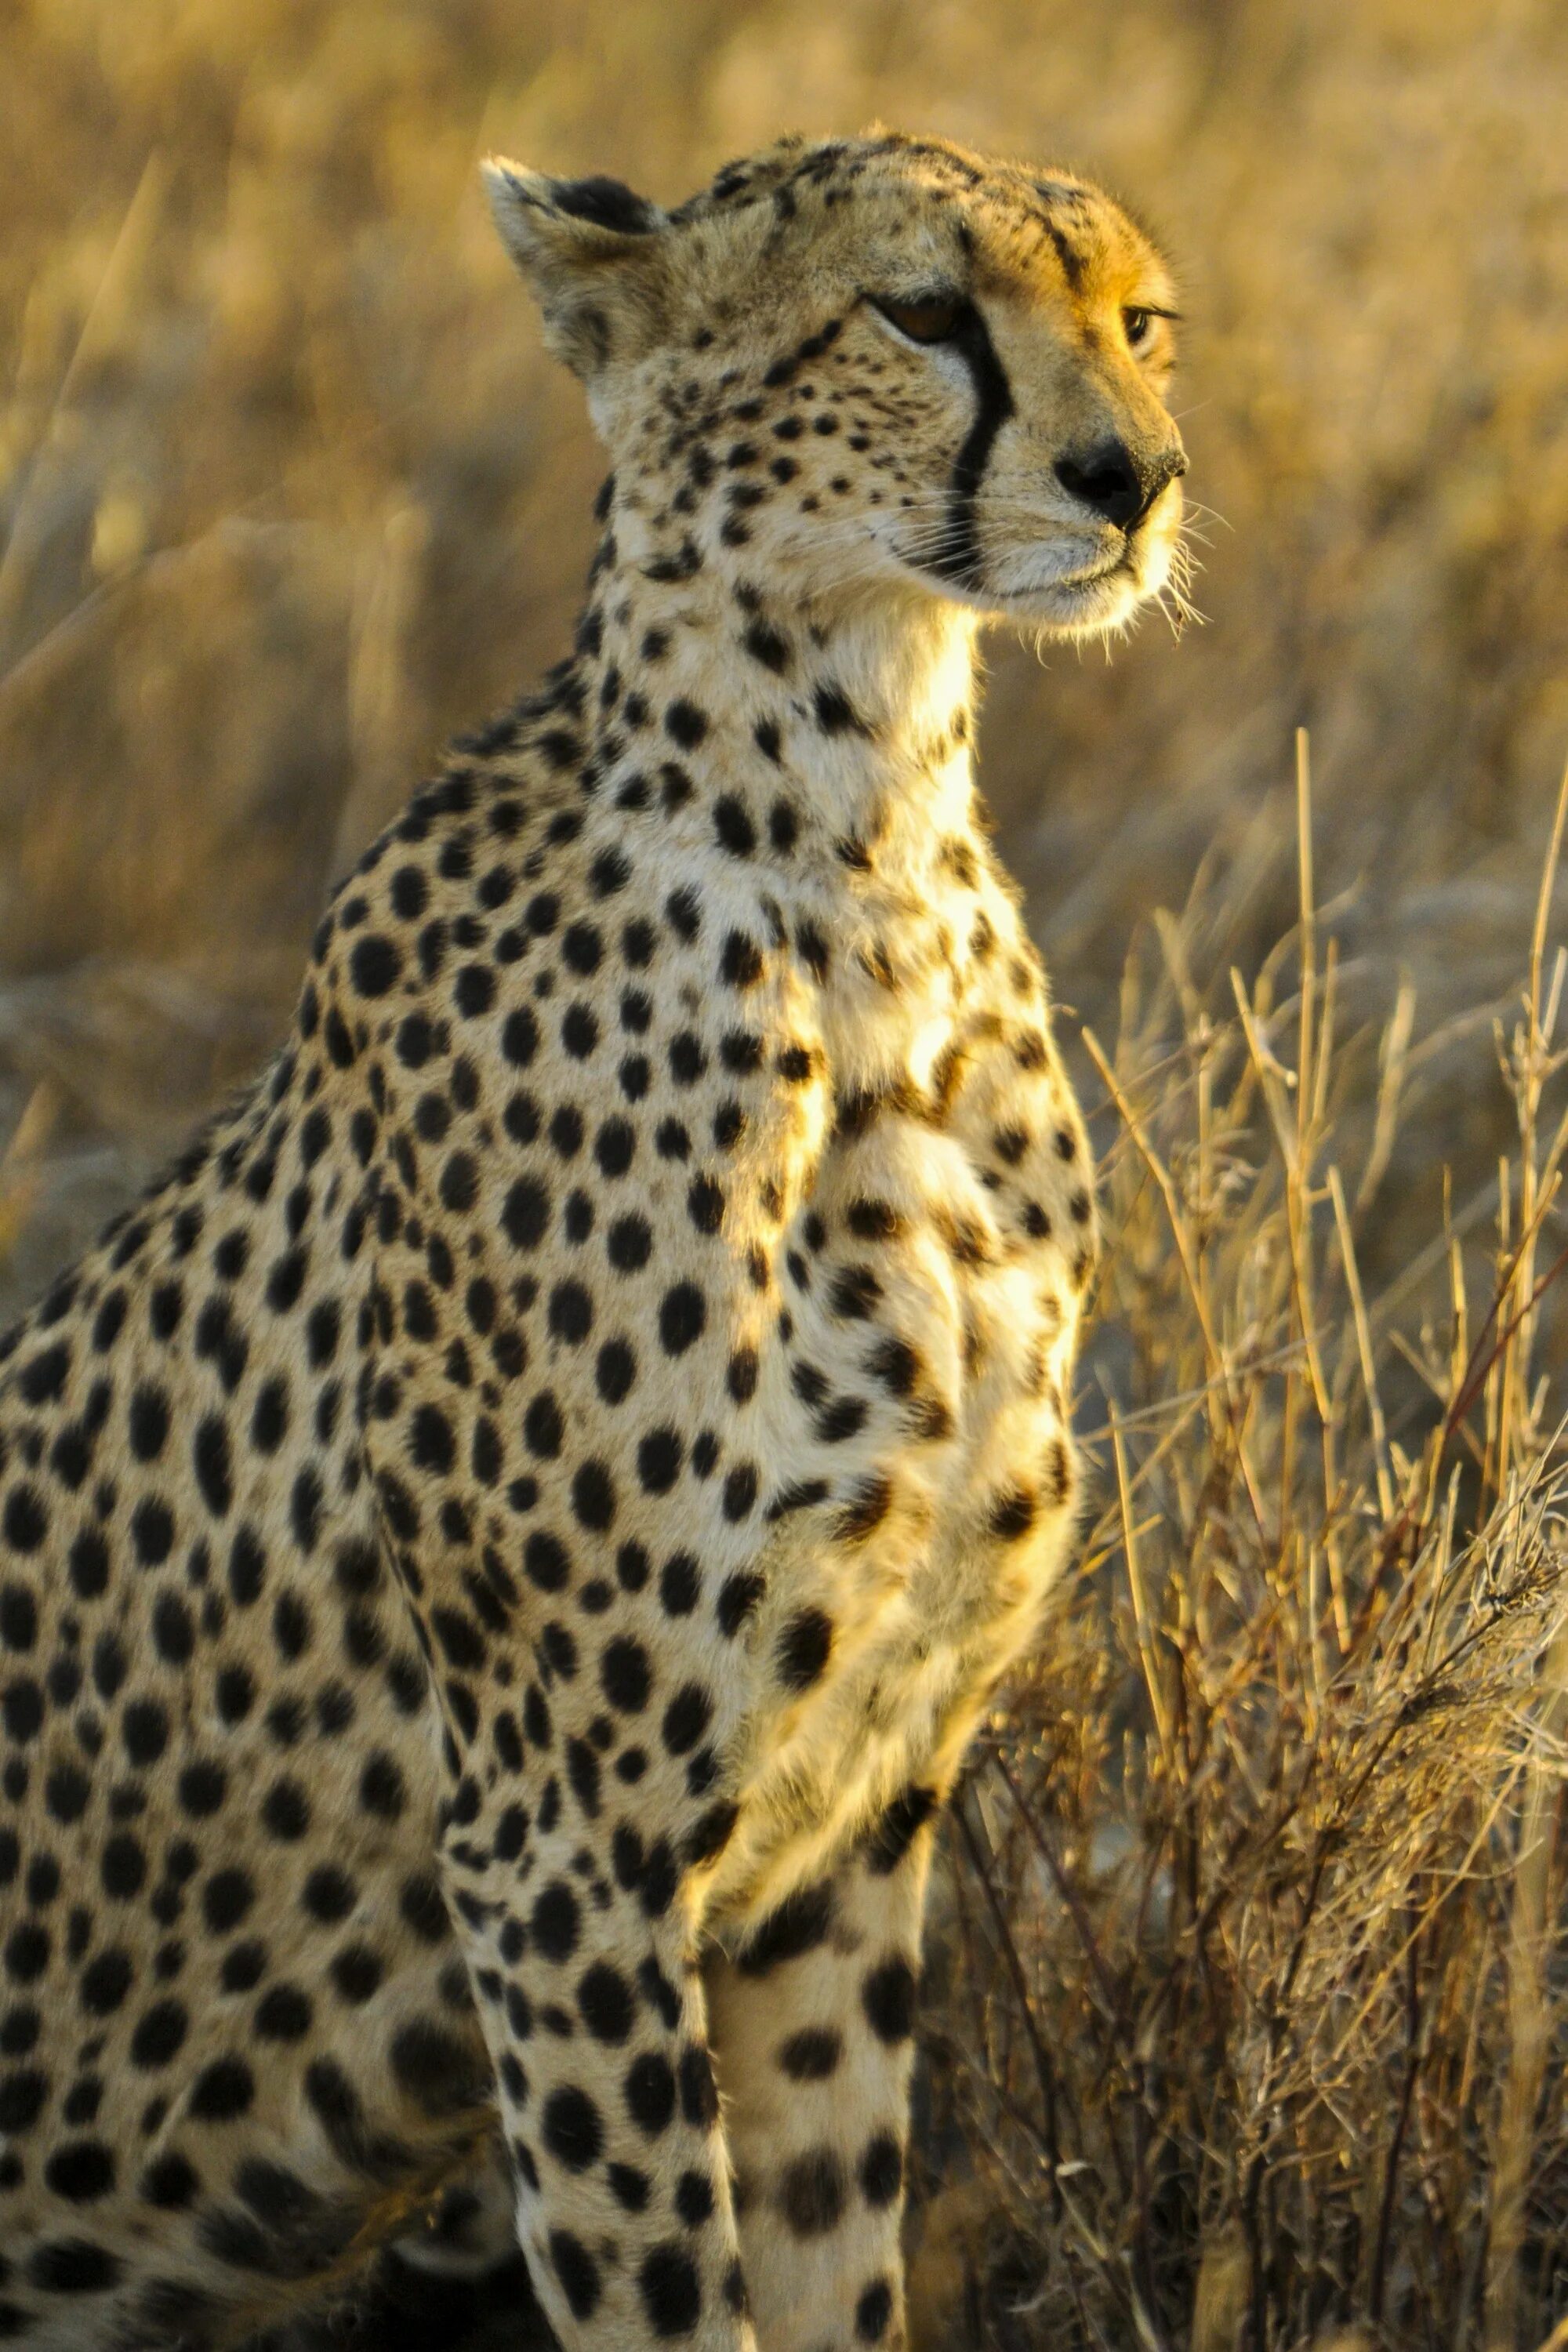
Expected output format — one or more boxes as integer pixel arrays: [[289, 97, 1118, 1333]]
[[924, 750, 1568, 2352]]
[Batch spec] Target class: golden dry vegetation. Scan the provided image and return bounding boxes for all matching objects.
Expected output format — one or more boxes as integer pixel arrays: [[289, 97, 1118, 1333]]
[[916, 760, 1568, 2352], [2, 2, 1568, 2347]]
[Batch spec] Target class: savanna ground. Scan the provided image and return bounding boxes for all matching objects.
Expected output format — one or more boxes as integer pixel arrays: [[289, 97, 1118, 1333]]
[[2, 2, 1568, 2346]]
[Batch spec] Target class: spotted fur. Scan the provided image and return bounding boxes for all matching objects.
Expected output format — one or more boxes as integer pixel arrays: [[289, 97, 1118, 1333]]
[[0, 130, 1185, 2350]]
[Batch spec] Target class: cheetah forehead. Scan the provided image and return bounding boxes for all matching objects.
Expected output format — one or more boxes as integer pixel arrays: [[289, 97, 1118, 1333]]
[[518, 129, 1174, 332]]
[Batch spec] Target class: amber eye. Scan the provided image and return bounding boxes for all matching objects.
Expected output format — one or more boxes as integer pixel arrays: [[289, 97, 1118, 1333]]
[[873, 294, 964, 344], [1123, 307, 1154, 347]]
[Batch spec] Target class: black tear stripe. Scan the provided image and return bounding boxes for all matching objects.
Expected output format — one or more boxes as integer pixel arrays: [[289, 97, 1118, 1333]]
[[927, 303, 1016, 591]]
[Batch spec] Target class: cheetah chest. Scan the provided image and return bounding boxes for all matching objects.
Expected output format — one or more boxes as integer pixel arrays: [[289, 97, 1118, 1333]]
[[708, 993, 1090, 1923]]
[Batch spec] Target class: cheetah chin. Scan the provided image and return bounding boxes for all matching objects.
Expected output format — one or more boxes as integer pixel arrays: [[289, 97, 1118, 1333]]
[[0, 129, 1185, 2352]]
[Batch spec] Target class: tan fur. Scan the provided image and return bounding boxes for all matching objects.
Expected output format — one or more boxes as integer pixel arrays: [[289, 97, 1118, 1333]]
[[0, 130, 1182, 2349]]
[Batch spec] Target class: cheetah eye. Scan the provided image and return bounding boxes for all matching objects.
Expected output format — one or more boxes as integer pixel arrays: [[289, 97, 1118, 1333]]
[[1122, 307, 1153, 347], [871, 294, 964, 345]]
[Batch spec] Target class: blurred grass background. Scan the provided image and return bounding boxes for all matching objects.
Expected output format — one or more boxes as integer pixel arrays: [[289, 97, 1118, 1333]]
[[5, 7, 1568, 2347], [2, 0, 1566, 1320]]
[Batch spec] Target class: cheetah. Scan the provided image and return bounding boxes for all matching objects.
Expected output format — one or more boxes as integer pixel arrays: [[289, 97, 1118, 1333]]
[[0, 130, 1185, 2350]]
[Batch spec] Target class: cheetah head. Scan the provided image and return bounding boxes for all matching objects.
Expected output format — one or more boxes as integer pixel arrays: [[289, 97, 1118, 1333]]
[[485, 131, 1187, 641]]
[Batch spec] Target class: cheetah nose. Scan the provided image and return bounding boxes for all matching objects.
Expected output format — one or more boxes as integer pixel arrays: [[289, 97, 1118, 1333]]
[[1054, 438, 1186, 532]]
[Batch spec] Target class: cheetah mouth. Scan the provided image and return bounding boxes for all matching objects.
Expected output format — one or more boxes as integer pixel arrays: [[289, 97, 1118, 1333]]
[[984, 550, 1142, 626], [886, 543, 1133, 621], [999, 556, 1127, 599], [982, 519, 1181, 630], [872, 511, 1169, 631]]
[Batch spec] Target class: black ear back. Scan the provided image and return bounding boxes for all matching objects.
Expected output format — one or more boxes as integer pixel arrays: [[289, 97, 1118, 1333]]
[[484, 158, 670, 379], [549, 176, 659, 236]]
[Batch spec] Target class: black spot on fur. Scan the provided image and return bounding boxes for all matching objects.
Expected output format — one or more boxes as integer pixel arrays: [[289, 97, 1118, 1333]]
[[865, 1784, 939, 1874], [857, 2278, 895, 2342], [738, 1881, 835, 1975], [779, 2147, 844, 2236], [778, 2026, 842, 2080], [776, 1607, 833, 1690], [29, 2236, 123, 2292], [640, 2241, 702, 2336], [862, 1956, 916, 2043]]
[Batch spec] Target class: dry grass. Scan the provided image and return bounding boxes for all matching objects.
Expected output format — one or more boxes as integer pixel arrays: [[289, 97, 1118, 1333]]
[[4, 5, 1568, 2347], [918, 750, 1568, 2350]]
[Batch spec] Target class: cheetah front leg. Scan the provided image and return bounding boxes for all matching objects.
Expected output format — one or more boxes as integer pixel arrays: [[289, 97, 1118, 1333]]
[[430, 1699, 757, 2352], [705, 1794, 939, 2352]]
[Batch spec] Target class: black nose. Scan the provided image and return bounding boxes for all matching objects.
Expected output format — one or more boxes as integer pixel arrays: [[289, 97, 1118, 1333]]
[[1054, 439, 1185, 532]]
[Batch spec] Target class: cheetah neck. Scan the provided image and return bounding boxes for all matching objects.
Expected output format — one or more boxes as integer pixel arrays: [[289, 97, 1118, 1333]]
[[570, 504, 985, 897]]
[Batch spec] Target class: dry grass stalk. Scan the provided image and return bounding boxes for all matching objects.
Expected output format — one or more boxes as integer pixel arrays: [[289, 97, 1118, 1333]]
[[0, 1076, 61, 1264]]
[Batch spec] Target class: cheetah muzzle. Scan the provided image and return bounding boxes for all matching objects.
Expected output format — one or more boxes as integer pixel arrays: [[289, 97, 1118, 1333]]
[[0, 129, 1185, 2352]]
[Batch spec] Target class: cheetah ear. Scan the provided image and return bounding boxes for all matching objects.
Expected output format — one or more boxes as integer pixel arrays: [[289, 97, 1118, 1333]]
[[483, 160, 671, 382]]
